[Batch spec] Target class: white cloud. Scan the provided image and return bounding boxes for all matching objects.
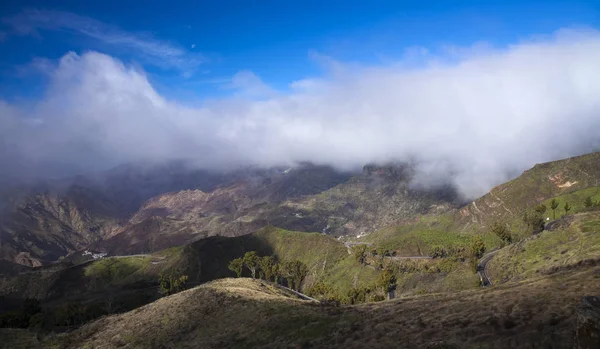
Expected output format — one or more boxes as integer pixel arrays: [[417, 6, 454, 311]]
[[3, 9, 204, 76], [2, 29, 600, 198], [191, 43, 196, 49]]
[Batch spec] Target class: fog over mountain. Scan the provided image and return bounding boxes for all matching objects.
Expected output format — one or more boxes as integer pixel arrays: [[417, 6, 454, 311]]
[[1, 28, 600, 198]]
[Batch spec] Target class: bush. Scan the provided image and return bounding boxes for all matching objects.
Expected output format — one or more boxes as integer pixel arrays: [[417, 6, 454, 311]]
[[491, 221, 512, 245], [158, 272, 189, 296], [345, 286, 372, 305], [378, 264, 398, 293], [351, 245, 368, 265], [437, 258, 459, 273], [523, 210, 545, 234], [305, 282, 344, 302], [50, 302, 106, 327], [430, 245, 447, 258], [0, 298, 42, 329], [470, 235, 486, 259]]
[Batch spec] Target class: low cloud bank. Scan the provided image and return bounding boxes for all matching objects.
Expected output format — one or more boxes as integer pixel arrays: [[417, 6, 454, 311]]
[[2, 29, 600, 198]]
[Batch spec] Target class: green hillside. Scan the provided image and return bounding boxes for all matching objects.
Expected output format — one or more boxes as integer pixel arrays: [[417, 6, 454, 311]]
[[361, 214, 502, 255], [486, 211, 600, 284], [0, 226, 379, 330], [456, 151, 600, 233], [361, 153, 600, 258]]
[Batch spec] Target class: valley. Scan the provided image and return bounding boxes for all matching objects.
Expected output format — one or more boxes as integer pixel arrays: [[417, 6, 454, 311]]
[[3, 3, 600, 347], [1, 152, 600, 348]]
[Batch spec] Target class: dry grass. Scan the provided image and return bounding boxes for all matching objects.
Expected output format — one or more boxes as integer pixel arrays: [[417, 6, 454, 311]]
[[59, 278, 353, 349], [47, 265, 600, 349]]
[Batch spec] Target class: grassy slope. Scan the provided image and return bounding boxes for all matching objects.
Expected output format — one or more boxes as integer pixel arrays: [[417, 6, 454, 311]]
[[355, 154, 600, 296], [456, 151, 600, 235], [38, 266, 600, 349], [487, 211, 600, 284], [538, 186, 600, 220], [362, 214, 502, 255], [363, 152, 600, 256], [0, 227, 377, 306]]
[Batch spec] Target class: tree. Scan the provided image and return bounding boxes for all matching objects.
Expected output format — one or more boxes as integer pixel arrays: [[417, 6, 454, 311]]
[[534, 204, 547, 215], [243, 251, 260, 279], [584, 196, 594, 208], [158, 272, 189, 296], [490, 221, 512, 246], [550, 199, 559, 220], [258, 256, 277, 281], [523, 210, 545, 234], [378, 264, 398, 294], [228, 257, 243, 278], [564, 202, 571, 216], [352, 244, 368, 265], [470, 235, 486, 260], [272, 263, 282, 284], [281, 260, 309, 290], [375, 247, 389, 269]]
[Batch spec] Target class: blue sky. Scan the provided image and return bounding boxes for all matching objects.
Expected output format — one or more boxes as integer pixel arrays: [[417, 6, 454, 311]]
[[1, 0, 599, 101]]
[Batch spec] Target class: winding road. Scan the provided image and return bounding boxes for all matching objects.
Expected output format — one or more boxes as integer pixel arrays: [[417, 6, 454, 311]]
[[477, 250, 499, 287]]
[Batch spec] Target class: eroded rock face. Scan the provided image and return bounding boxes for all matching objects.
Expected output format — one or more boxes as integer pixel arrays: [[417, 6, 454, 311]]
[[575, 296, 600, 349]]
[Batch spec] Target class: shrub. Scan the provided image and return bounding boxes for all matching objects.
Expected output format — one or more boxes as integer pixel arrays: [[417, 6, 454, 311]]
[[158, 272, 189, 296], [351, 245, 368, 265], [305, 282, 343, 302], [430, 245, 447, 258], [491, 221, 512, 245], [523, 210, 545, 234], [470, 235, 486, 259], [534, 204, 547, 215], [345, 286, 375, 305], [378, 264, 398, 293], [0, 298, 42, 329], [448, 245, 469, 261]]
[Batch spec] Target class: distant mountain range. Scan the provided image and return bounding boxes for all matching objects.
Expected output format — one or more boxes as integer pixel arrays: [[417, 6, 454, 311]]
[[0, 160, 459, 266], [3, 152, 600, 268]]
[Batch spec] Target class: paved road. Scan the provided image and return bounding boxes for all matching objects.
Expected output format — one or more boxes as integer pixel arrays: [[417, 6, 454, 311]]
[[477, 250, 500, 287]]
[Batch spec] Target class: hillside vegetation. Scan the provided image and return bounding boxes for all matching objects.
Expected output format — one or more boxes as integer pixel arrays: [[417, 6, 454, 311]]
[[457, 151, 600, 233], [17, 264, 598, 349], [487, 211, 600, 284], [0, 227, 381, 330], [3, 152, 600, 347]]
